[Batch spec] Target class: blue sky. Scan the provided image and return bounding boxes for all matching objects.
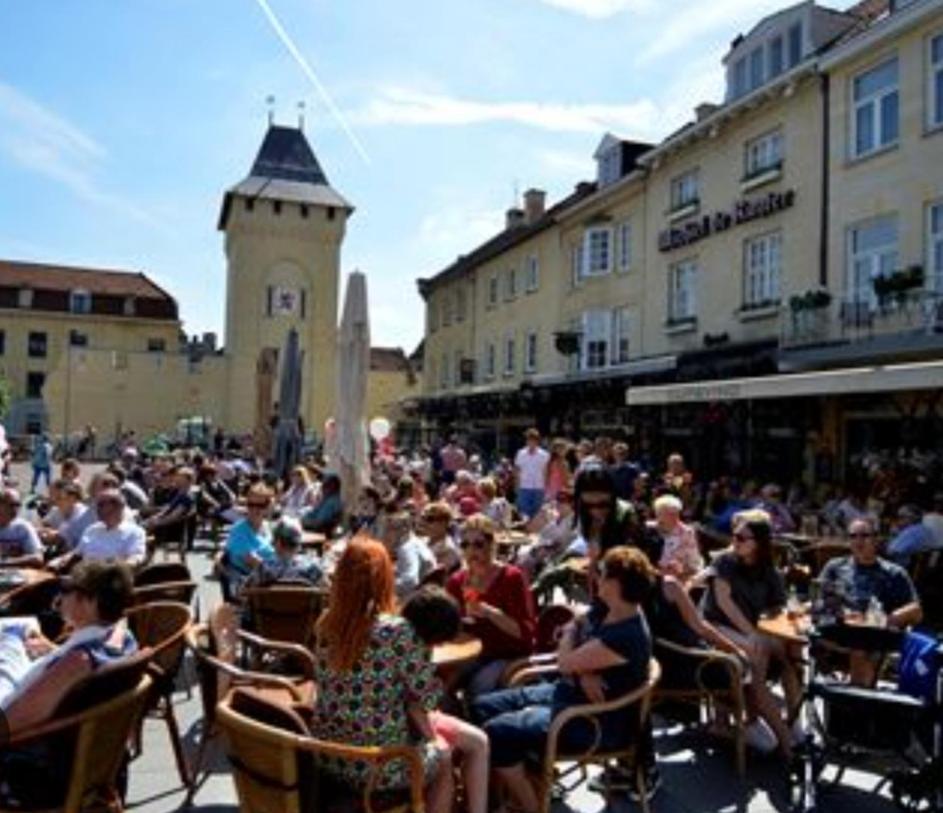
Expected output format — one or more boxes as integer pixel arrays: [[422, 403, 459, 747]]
[[0, 0, 790, 351]]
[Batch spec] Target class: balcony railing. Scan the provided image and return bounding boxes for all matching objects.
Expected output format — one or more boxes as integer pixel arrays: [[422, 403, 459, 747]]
[[781, 289, 943, 350]]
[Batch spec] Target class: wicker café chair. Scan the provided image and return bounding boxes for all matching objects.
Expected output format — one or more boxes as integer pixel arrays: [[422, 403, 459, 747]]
[[0, 653, 153, 813], [652, 638, 748, 776], [243, 585, 325, 648], [508, 657, 661, 813], [216, 687, 427, 813], [185, 605, 317, 804], [125, 601, 193, 788], [134, 562, 191, 587]]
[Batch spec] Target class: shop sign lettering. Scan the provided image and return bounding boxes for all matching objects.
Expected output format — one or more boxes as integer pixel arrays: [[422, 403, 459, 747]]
[[658, 189, 796, 253]]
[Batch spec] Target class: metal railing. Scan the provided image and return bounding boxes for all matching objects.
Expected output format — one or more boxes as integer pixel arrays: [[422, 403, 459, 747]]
[[781, 289, 943, 350]]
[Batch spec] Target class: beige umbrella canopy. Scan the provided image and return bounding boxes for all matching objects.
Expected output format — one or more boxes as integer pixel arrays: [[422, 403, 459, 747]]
[[335, 271, 370, 516]]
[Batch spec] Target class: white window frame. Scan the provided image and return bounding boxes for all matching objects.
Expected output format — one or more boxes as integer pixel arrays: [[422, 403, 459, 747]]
[[787, 21, 802, 67], [488, 274, 499, 307], [847, 214, 899, 307], [617, 220, 632, 272], [928, 201, 943, 292], [504, 334, 516, 376], [851, 57, 899, 159], [745, 129, 783, 178], [929, 32, 943, 129], [571, 240, 584, 285], [69, 289, 91, 314], [581, 310, 610, 371], [505, 267, 518, 300], [525, 255, 539, 292], [524, 331, 538, 373], [597, 147, 621, 187], [610, 307, 630, 365], [582, 226, 612, 277], [484, 342, 496, 380], [670, 170, 699, 211], [743, 231, 783, 307], [668, 259, 697, 322]]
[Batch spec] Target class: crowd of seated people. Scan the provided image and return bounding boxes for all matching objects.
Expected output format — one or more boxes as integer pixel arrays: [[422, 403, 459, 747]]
[[0, 427, 939, 812]]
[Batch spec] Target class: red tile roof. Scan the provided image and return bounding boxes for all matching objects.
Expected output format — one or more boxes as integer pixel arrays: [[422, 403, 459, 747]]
[[0, 259, 175, 301]]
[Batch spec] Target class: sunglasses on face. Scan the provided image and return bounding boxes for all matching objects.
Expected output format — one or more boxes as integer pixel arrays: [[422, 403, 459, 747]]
[[582, 499, 610, 510], [848, 532, 874, 540], [246, 502, 269, 510], [460, 538, 489, 551], [97, 500, 122, 510]]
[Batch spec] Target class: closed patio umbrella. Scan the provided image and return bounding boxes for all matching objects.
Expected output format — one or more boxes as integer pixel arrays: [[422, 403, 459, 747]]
[[273, 328, 303, 479], [335, 271, 370, 517]]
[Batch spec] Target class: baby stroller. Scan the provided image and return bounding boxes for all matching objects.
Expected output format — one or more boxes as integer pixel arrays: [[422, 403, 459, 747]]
[[790, 623, 943, 812]]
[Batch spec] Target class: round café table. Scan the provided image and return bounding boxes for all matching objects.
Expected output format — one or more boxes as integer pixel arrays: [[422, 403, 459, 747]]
[[0, 568, 56, 611], [301, 532, 327, 553], [758, 609, 812, 645], [432, 633, 482, 669]]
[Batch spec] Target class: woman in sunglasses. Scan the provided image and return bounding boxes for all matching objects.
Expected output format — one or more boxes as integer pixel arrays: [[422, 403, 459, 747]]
[[701, 509, 798, 758], [217, 484, 276, 594], [446, 514, 536, 696]]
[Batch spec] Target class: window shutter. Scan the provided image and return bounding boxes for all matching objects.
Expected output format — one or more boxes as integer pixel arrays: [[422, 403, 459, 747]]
[[266, 286, 273, 317]]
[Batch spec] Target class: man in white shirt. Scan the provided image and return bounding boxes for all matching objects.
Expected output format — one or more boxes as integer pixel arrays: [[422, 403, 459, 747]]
[[514, 428, 550, 520], [38, 480, 94, 553], [54, 490, 147, 569], [0, 489, 43, 568]]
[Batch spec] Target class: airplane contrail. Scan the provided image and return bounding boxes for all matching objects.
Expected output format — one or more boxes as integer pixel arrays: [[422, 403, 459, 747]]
[[252, 0, 371, 164]]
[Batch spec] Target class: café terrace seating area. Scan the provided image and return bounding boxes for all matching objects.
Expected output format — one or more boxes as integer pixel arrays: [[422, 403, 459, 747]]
[[2, 519, 938, 813]]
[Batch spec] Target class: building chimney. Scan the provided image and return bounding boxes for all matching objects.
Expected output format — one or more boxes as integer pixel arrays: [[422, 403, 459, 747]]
[[696, 103, 719, 122], [523, 189, 546, 225], [506, 207, 525, 230]]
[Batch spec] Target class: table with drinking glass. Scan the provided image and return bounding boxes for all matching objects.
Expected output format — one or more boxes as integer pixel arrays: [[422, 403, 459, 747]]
[[432, 632, 482, 669]]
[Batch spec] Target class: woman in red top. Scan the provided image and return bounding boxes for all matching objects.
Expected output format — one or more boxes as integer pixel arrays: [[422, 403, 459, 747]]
[[446, 514, 536, 696]]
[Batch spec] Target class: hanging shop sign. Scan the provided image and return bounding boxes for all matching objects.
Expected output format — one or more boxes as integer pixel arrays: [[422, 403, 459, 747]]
[[658, 189, 796, 253]]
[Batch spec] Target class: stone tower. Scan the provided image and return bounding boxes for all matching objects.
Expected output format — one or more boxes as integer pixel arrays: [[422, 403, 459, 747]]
[[218, 123, 352, 438]]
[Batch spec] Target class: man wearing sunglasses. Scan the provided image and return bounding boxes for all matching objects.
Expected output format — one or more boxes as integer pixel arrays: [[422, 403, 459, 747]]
[[820, 517, 921, 630]]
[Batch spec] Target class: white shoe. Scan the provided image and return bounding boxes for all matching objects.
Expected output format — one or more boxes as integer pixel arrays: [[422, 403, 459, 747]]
[[744, 719, 778, 753]]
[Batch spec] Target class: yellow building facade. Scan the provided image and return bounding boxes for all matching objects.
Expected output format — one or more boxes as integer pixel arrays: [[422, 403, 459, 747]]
[[418, 0, 943, 480]]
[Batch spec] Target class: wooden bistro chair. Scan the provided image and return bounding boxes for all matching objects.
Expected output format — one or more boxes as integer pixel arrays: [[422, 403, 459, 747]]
[[216, 687, 427, 813], [508, 656, 661, 813], [652, 638, 748, 776], [185, 604, 317, 803], [243, 585, 325, 648], [0, 652, 153, 813], [125, 601, 193, 788]]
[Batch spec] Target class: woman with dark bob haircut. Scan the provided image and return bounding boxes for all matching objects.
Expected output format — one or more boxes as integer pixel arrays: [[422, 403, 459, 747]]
[[701, 508, 799, 758], [471, 546, 654, 812]]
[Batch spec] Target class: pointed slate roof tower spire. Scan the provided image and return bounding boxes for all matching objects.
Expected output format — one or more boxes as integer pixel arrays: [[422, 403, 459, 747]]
[[218, 123, 352, 229]]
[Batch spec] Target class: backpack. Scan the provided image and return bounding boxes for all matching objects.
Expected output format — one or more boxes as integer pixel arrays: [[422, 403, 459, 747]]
[[899, 629, 942, 703]]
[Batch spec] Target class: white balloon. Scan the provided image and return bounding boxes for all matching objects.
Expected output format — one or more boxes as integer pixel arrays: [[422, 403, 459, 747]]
[[369, 417, 391, 441]]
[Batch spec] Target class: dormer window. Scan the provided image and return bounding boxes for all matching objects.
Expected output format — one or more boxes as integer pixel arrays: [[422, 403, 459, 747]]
[[787, 22, 802, 67], [727, 16, 804, 101], [769, 35, 784, 77], [597, 147, 621, 188], [18, 288, 32, 309], [123, 297, 136, 316], [70, 289, 91, 314]]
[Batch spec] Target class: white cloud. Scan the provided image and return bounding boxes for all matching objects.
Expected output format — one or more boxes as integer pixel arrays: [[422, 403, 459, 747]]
[[0, 80, 161, 227], [635, 0, 787, 64], [534, 0, 654, 18], [535, 148, 594, 177], [348, 86, 662, 138]]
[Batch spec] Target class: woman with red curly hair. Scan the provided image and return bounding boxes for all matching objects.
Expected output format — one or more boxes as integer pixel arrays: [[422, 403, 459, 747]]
[[312, 537, 452, 812]]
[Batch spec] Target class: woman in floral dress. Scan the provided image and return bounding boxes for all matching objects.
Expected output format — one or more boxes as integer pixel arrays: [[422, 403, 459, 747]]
[[312, 537, 453, 812]]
